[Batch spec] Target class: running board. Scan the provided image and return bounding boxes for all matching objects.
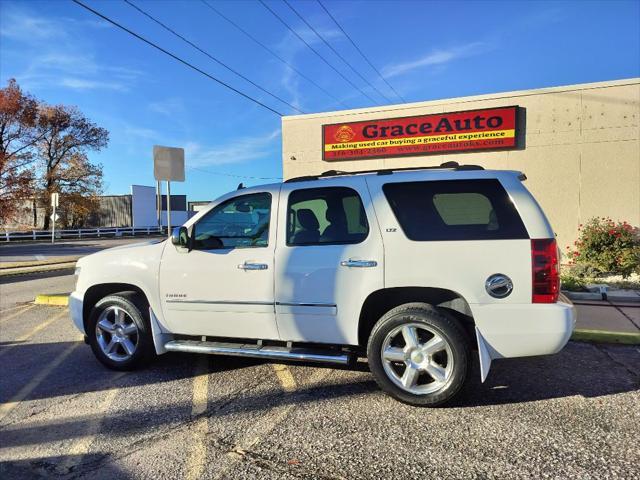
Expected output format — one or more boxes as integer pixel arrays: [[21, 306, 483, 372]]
[[164, 339, 351, 365]]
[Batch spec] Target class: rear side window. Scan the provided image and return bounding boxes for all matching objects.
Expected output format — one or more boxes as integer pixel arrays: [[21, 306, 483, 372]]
[[287, 187, 369, 246], [383, 179, 528, 241]]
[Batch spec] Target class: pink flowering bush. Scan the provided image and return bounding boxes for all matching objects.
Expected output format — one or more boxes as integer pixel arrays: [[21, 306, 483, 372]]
[[567, 217, 640, 278]]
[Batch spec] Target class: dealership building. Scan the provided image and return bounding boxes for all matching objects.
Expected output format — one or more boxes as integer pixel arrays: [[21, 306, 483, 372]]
[[281, 78, 640, 256]]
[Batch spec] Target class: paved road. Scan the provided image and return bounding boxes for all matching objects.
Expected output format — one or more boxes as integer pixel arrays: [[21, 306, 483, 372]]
[[0, 277, 639, 479], [0, 238, 162, 263]]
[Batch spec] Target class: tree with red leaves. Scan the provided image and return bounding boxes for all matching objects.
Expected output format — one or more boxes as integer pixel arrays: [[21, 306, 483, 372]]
[[0, 79, 39, 224]]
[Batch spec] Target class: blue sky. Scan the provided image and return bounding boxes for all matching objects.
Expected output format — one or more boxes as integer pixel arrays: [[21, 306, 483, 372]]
[[1, 0, 639, 201]]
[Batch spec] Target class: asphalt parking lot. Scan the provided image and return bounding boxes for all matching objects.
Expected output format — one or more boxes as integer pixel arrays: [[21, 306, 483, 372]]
[[1, 292, 639, 479]]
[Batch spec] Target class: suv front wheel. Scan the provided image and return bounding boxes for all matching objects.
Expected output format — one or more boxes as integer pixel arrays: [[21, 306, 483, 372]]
[[367, 303, 470, 407], [87, 292, 155, 371]]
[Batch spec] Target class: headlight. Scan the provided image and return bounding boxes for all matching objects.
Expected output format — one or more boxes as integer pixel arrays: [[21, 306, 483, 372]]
[[74, 265, 81, 276]]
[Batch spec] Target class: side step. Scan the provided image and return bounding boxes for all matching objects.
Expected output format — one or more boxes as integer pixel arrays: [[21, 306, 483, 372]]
[[164, 339, 351, 365]]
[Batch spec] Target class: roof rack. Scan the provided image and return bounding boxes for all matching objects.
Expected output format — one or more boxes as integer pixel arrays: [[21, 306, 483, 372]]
[[284, 161, 484, 183]]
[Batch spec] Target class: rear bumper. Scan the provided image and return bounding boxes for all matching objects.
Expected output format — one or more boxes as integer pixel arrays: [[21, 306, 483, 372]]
[[69, 290, 85, 335], [471, 296, 576, 359]]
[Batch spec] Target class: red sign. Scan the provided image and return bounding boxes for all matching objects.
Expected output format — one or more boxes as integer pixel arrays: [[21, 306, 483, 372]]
[[322, 106, 518, 161]]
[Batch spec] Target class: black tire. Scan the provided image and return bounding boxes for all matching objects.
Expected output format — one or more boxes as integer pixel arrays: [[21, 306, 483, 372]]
[[367, 302, 470, 407], [87, 291, 155, 371]]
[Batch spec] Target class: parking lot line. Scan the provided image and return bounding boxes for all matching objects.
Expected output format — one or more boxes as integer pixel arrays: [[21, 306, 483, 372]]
[[0, 308, 69, 358], [0, 340, 81, 423], [272, 363, 296, 392], [0, 304, 36, 323], [211, 364, 311, 479], [185, 356, 210, 480], [58, 372, 126, 473]]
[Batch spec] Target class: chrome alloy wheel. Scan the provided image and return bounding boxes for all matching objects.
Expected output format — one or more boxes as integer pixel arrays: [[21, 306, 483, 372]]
[[95, 306, 139, 362], [380, 323, 454, 395]]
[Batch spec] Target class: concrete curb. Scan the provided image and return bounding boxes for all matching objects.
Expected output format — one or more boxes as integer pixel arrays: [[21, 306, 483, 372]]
[[571, 328, 640, 345], [563, 290, 640, 303], [0, 256, 80, 270], [34, 294, 70, 306], [0, 262, 77, 277]]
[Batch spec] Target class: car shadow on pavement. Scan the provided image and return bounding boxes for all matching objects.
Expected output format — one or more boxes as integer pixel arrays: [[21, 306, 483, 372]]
[[456, 341, 639, 407], [0, 453, 125, 480], [0, 342, 638, 452], [1, 339, 638, 410], [0, 341, 262, 405]]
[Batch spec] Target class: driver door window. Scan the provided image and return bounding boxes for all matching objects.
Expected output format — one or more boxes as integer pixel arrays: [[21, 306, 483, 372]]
[[193, 193, 271, 250]]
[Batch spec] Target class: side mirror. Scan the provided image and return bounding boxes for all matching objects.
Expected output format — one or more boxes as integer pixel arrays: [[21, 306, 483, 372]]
[[171, 226, 190, 249]]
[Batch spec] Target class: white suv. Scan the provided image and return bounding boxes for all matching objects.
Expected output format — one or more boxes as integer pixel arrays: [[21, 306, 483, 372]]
[[70, 163, 575, 406]]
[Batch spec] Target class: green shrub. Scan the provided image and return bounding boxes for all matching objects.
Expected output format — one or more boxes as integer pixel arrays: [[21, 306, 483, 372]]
[[566, 217, 640, 278], [559, 273, 587, 292]]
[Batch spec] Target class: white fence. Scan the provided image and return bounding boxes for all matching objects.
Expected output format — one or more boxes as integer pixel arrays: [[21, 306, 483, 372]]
[[2, 226, 167, 242]]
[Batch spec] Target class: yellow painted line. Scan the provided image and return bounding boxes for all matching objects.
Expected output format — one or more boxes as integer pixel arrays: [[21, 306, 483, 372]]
[[272, 364, 296, 392], [212, 364, 301, 479], [0, 304, 36, 323], [185, 356, 210, 480], [0, 341, 81, 423], [34, 294, 69, 306], [58, 372, 126, 473], [0, 309, 69, 358]]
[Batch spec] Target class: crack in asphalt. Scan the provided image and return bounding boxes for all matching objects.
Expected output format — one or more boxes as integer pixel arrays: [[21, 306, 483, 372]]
[[594, 344, 640, 380], [63, 376, 270, 479]]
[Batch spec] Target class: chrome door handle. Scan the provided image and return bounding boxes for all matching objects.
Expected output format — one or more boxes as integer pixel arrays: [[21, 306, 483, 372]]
[[340, 259, 377, 268], [238, 262, 268, 270]]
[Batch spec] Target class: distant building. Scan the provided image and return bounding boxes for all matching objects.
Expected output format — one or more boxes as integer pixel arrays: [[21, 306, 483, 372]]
[[2, 185, 189, 230]]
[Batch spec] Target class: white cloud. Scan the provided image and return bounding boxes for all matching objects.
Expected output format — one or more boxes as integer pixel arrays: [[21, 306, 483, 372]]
[[59, 78, 128, 91], [148, 98, 186, 117], [382, 42, 490, 78], [1, 8, 141, 92], [186, 130, 281, 167], [273, 22, 343, 110], [0, 11, 63, 42]]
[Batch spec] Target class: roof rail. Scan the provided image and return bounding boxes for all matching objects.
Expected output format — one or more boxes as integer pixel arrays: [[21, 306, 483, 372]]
[[284, 161, 484, 183]]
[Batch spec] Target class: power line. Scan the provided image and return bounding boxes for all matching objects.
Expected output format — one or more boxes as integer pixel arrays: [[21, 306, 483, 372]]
[[283, 0, 392, 104], [258, 0, 379, 106], [123, 0, 303, 114], [200, 0, 348, 109], [189, 166, 281, 181], [71, 0, 284, 116], [317, 0, 406, 103]]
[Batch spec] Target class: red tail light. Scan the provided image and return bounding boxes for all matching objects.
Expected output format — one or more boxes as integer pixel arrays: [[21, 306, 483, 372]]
[[531, 239, 559, 303]]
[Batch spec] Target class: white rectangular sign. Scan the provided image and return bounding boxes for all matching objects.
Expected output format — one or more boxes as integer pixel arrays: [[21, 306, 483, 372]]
[[153, 145, 185, 182], [51, 192, 59, 207]]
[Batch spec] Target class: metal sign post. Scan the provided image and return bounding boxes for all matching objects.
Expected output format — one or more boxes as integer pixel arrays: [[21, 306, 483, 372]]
[[153, 146, 185, 239], [51, 192, 59, 244], [166, 180, 172, 235], [156, 180, 161, 229]]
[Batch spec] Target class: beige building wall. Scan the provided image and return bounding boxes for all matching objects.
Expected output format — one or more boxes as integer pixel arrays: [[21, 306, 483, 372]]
[[281, 79, 640, 256]]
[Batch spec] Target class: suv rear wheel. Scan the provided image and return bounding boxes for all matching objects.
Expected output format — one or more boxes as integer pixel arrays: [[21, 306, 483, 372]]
[[87, 292, 155, 371], [367, 303, 470, 407]]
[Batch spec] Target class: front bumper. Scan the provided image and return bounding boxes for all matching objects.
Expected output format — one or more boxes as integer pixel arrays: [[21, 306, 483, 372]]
[[472, 296, 576, 359], [69, 290, 85, 335]]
